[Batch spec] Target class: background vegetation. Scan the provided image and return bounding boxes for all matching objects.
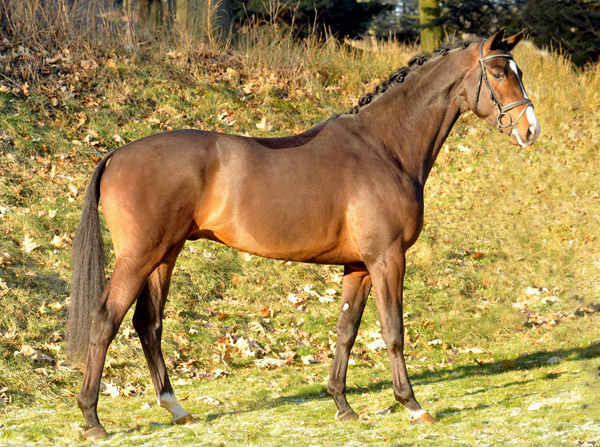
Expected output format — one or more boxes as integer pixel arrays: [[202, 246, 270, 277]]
[[0, 1, 598, 445]]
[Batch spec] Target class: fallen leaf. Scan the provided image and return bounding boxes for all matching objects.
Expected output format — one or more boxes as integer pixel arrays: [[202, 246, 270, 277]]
[[301, 354, 319, 365], [260, 306, 273, 318], [208, 369, 229, 379], [21, 82, 30, 98], [16, 345, 54, 363], [249, 321, 265, 333], [288, 293, 303, 305], [255, 357, 287, 368], [256, 117, 273, 131], [113, 134, 126, 145], [547, 366, 567, 377], [528, 401, 543, 411], [20, 235, 40, 252], [501, 359, 515, 369], [0, 388, 10, 405], [0, 252, 10, 266], [198, 396, 221, 405], [366, 339, 387, 352], [51, 234, 72, 248], [173, 334, 189, 348], [459, 347, 487, 354], [100, 381, 119, 397]]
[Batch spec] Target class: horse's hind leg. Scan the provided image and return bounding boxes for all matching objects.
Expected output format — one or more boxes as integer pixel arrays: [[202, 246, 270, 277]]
[[132, 244, 193, 425], [327, 265, 371, 421], [78, 258, 154, 440]]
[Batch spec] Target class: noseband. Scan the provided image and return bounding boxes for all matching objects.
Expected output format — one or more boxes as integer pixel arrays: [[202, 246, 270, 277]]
[[474, 40, 532, 131]]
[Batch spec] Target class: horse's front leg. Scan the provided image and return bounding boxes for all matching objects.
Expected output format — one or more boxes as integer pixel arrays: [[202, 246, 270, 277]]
[[327, 265, 371, 421], [369, 245, 435, 424]]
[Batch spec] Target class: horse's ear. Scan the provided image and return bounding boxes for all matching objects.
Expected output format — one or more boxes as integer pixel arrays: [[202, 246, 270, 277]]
[[485, 28, 506, 52], [504, 30, 526, 51]]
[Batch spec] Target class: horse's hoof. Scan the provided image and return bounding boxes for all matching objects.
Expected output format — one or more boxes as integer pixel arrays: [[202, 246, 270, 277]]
[[173, 413, 194, 425], [335, 410, 361, 421], [410, 412, 436, 425], [82, 425, 108, 440]]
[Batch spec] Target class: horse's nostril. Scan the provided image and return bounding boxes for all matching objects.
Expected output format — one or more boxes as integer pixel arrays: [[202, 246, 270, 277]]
[[527, 125, 536, 142]]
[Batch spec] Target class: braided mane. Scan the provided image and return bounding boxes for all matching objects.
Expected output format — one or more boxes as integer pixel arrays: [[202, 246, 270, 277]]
[[348, 39, 478, 115]]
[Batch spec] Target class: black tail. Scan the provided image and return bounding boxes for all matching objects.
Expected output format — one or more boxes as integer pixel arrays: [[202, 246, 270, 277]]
[[67, 154, 113, 362]]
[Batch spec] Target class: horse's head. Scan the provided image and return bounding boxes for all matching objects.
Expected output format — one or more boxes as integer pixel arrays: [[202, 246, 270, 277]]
[[466, 28, 540, 147]]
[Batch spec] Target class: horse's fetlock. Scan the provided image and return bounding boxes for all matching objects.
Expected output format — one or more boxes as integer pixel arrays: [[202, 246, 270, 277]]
[[77, 393, 94, 413], [394, 389, 416, 405]]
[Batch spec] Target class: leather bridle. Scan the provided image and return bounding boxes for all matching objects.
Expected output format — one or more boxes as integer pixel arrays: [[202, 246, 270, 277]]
[[474, 40, 532, 132]]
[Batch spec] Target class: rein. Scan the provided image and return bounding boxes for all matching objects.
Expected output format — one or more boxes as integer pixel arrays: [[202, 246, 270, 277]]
[[474, 40, 532, 131]]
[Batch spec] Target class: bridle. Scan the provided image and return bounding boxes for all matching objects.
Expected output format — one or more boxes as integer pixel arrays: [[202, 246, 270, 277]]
[[474, 40, 532, 132]]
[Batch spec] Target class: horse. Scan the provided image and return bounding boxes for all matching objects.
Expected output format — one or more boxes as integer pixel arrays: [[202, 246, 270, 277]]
[[67, 28, 540, 440]]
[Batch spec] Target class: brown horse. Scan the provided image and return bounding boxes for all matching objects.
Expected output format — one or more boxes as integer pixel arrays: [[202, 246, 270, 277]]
[[68, 29, 540, 440]]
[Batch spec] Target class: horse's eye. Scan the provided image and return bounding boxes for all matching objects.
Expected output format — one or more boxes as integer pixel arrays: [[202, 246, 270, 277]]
[[493, 73, 505, 81]]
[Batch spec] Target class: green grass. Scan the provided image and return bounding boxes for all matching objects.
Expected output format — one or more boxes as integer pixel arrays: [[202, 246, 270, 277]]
[[1, 350, 599, 446], [0, 22, 599, 447]]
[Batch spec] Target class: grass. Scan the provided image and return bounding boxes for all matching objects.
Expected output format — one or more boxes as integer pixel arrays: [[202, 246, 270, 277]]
[[0, 7, 599, 446], [1, 352, 599, 446]]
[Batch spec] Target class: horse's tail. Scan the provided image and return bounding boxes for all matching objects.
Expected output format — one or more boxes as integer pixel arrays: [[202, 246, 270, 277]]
[[67, 154, 113, 362]]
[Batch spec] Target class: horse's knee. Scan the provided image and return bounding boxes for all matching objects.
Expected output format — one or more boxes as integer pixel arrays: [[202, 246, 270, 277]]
[[381, 332, 404, 356]]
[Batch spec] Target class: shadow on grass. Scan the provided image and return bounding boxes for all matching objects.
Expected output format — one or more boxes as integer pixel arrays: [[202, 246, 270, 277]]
[[407, 342, 600, 386], [203, 342, 600, 421]]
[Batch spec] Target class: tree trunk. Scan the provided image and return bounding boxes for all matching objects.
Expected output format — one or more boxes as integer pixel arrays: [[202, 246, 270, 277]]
[[122, 0, 133, 13], [121, 0, 232, 42], [201, 0, 233, 42], [214, 0, 233, 40], [176, 0, 188, 29], [419, 0, 441, 51], [176, 0, 232, 42]]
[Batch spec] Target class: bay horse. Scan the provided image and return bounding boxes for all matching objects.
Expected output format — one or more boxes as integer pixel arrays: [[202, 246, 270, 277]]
[[67, 29, 540, 440]]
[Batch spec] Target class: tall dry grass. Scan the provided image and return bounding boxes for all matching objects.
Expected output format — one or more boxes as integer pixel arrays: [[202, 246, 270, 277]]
[[1, 0, 598, 146], [3, 0, 597, 115], [513, 41, 600, 136], [0, 0, 108, 50]]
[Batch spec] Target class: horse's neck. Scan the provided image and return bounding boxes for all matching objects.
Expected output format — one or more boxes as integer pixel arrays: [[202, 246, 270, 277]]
[[356, 53, 469, 186]]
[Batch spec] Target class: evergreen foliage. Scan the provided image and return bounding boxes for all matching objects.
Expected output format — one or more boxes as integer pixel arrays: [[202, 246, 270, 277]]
[[232, 0, 388, 38], [437, 0, 600, 66]]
